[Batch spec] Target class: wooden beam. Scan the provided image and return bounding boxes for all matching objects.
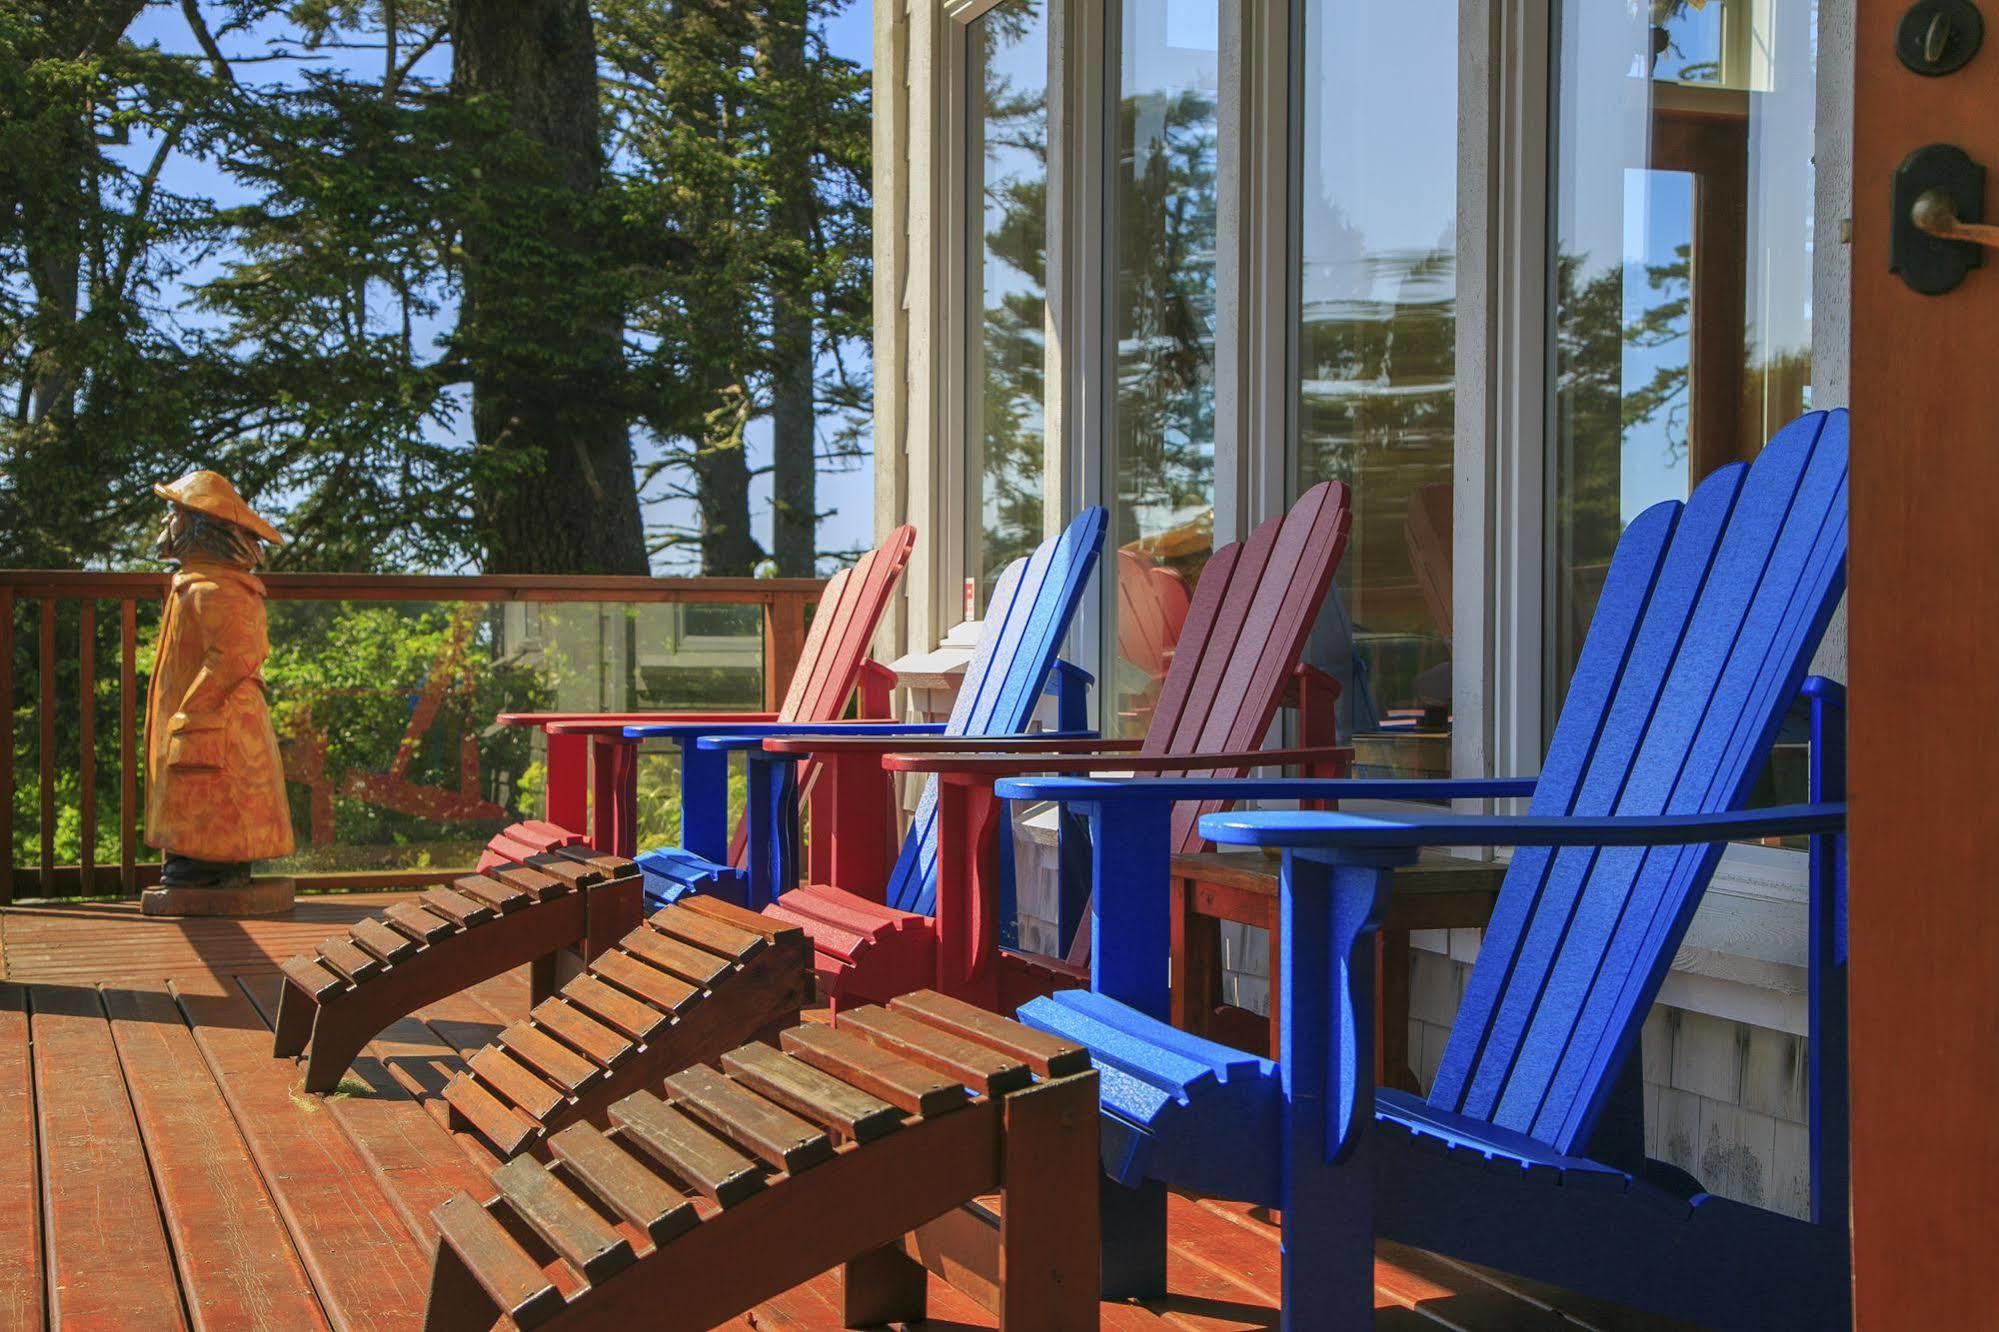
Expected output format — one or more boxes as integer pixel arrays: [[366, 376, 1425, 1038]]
[[1849, 4, 1999, 1324]]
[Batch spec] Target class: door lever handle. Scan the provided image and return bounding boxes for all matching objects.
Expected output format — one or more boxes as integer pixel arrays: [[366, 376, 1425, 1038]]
[[1913, 189, 1999, 249]]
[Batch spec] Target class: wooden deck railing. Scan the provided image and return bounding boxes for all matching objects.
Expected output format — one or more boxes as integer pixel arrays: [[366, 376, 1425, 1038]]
[[0, 571, 825, 903]]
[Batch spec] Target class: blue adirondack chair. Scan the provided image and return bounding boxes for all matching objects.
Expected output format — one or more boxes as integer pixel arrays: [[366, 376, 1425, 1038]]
[[1003, 410, 1850, 1329], [626, 507, 1109, 947]]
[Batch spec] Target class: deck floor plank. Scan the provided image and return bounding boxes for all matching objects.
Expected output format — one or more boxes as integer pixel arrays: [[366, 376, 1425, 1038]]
[[0, 985, 42, 1330], [29, 982, 188, 1329], [171, 972, 433, 1330], [101, 981, 331, 1330], [1, 891, 1663, 1330], [239, 975, 501, 1247]]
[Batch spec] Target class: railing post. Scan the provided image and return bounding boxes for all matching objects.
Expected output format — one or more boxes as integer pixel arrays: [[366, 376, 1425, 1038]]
[[762, 591, 809, 713], [121, 599, 137, 895], [78, 601, 94, 895], [38, 599, 55, 896], [0, 587, 12, 906]]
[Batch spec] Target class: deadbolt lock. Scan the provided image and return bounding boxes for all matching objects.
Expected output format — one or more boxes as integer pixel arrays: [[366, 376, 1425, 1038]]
[[1897, 0, 1984, 75]]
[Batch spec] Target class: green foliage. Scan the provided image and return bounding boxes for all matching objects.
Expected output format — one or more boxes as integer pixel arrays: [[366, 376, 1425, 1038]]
[[0, 0, 872, 577]]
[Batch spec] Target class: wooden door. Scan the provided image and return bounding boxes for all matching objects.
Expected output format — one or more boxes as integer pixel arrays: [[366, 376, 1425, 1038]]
[[1849, 5, 1999, 1325]]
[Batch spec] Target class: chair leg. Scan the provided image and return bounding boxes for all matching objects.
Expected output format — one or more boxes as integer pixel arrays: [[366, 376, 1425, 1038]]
[[999, 1074, 1100, 1328], [1279, 1157, 1375, 1332], [1100, 1175, 1167, 1301], [841, 1242, 926, 1328]]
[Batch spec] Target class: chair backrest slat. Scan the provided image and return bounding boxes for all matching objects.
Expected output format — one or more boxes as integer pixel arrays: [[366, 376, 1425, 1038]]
[[1427, 410, 1847, 1155], [1143, 482, 1352, 852], [882, 509, 1108, 915], [776, 525, 918, 724]]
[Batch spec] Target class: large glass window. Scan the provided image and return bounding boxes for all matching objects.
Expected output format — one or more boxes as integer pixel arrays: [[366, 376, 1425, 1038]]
[[1550, 0, 1818, 704], [1295, 0, 1459, 777], [1110, 0, 1220, 731], [967, 1, 1050, 607]]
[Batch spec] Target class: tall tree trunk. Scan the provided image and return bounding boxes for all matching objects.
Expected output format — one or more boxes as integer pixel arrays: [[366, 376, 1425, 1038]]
[[451, 0, 648, 574], [763, 0, 817, 577], [690, 381, 765, 575]]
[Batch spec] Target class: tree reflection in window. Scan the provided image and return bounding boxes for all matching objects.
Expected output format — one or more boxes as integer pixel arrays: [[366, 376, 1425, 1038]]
[[969, 1, 1048, 606]]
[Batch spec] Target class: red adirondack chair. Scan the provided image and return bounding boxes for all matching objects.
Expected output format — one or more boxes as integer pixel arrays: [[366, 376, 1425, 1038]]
[[760, 481, 1356, 1012], [485, 525, 916, 871]]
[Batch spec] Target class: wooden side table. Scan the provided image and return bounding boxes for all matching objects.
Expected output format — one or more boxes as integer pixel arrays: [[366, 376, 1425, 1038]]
[[1171, 848, 1505, 1093]]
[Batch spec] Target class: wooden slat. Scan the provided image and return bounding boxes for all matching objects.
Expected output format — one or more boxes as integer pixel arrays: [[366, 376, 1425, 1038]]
[[651, 901, 764, 961], [721, 1042, 902, 1143], [77, 601, 94, 891], [0, 986, 40, 1327], [280, 953, 347, 1001], [546, 1123, 697, 1247], [453, 873, 529, 914], [679, 893, 803, 943], [839, 1005, 1033, 1096], [492, 1156, 636, 1283], [442, 1072, 539, 1159], [0, 588, 12, 905], [620, 926, 731, 987], [499, 1020, 602, 1094], [173, 974, 435, 1324], [384, 900, 458, 944], [120, 598, 136, 894], [38, 598, 54, 894], [779, 1023, 966, 1117], [469, 1045, 565, 1123], [609, 1089, 765, 1206], [351, 915, 420, 965], [530, 998, 630, 1068], [589, 949, 698, 1013], [431, 1193, 564, 1328], [421, 886, 497, 928], [664, 1064, 834, 1174], [315, 935, 385, 983], [525, 853, 599, 891], [487, 862, 567, 901], [559, 973, 670, 1043], [102, 983, 329, 1327], [29, 983, 185, 1326], [890, 991, 1091, 1077]]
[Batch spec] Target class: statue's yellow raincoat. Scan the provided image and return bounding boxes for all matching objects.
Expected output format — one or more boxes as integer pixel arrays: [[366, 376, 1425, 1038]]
[[143, 561, 294, 862]]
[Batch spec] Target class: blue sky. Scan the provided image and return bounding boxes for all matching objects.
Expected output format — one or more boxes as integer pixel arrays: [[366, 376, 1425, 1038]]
[[118, 2, 877, 574]]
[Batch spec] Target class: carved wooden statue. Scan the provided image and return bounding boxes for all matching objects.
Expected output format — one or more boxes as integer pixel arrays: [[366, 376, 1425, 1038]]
[[144, 470, 295, 888]]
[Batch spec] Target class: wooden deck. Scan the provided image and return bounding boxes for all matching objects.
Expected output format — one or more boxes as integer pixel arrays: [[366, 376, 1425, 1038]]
[[0, 894, 1675, 1330]]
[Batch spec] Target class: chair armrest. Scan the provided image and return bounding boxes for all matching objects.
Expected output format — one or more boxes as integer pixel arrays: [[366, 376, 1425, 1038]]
[[621, 719, 947, 743], [774, 733, 1129, 759], [992, 775, 1541, 804], [683, 722, 955, 752], [884, 743, 1353, 775], [744, 728, 1099, 757], [497, 711, 778, 734], [1197, 803, 1846, 853]]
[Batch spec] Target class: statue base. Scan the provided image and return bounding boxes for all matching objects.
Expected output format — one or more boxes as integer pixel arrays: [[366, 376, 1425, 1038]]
[[141, 876, 295, 918]]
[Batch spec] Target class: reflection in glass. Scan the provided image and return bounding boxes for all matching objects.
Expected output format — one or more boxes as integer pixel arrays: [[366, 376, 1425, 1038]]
[[1296, 0, 1458, 777], [1550, 0, 1818, 822], [1112, 0, 1218, 730], [967, 0, 1049, 607], [1550, 0, 1818, 703]]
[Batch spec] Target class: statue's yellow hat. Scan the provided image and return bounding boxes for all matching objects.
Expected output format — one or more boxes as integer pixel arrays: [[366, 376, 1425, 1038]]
[[152, 470, 283, 545]]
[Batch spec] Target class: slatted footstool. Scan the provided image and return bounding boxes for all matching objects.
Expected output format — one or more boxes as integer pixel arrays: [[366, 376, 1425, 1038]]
[[273, 839, 644, 1092], [423, 991, 1101, 1331], [439, 897, 813, 1156]]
